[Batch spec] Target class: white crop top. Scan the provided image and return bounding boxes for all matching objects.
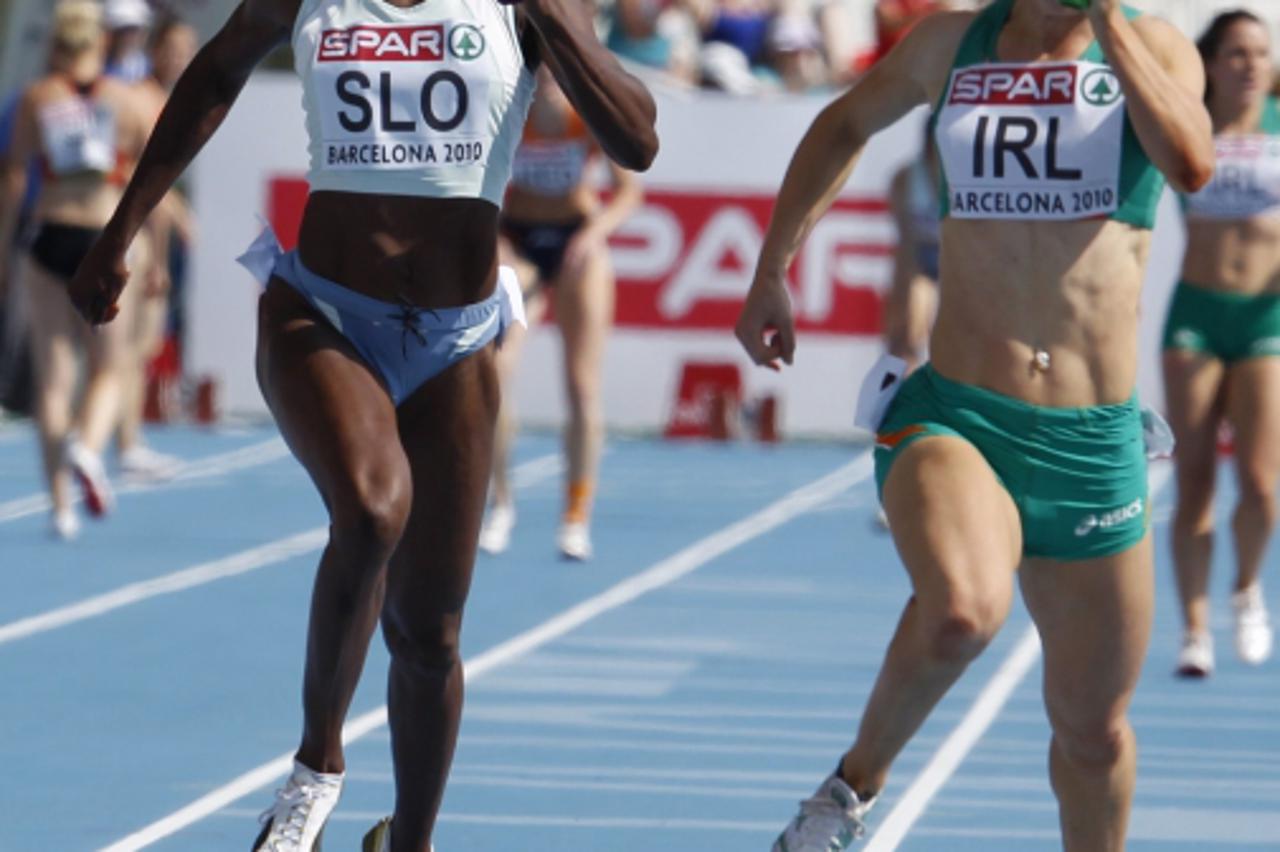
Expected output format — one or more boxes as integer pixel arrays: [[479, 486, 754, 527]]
[[293, 0, 536, 205]]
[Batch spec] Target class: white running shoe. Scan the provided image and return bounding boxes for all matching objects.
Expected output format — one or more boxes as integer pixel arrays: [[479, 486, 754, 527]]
[[773, 772, 876, 852], [557, 520, 593, 561], [119, 444, 183, 482], [50, 509, 80, 541], [65, 441, 115, 517], [253, 761, 343, 852], [1175, 629, 1214, 678], [478, 502, 515, 555], [1232, 584, 1273, 666]]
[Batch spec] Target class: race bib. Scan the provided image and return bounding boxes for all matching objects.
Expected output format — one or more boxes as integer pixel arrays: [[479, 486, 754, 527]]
[[936, 62, 1126, 220], [511, 140, 590, 195], [1185, 134, 1280, 220], [38, 98, 116, 177], [312, 22, 494, 171]]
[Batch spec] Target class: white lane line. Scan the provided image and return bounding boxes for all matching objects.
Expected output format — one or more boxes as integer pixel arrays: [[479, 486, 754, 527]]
[[0, 530, 328, 646], [99, 453, 874, 852], [0, 453, 561, 646], [864, 461, 1174, 851], [0, 437, 291, 523]]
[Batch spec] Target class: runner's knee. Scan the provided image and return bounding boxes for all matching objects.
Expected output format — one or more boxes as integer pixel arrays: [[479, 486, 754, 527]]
[[381, 610, 462, 681], [1051, 714, 1131, 771], [330, 464, 411, 559]]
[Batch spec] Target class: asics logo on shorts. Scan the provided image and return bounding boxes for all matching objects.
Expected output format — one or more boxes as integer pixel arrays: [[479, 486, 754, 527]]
[[1074, 498, 1143, 537]]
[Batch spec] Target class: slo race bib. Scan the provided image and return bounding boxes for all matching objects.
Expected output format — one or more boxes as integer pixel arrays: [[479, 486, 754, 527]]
[[1185, 134, 1280, 220], [936, 61, 1126, 220], [312, 22, 493, 172]]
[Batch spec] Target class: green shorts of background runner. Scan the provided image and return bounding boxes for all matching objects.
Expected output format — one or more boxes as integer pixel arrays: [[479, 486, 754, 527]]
[[874, 365, 1149, 561], [1162, 281, 1280, 362]]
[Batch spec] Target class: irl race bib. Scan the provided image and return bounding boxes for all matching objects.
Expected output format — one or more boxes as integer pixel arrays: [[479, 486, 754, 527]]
[[1185, 134, 1280, 220], [312, 22, 494, 172], [38, 98, 116, 177], [936, 61, 1126, 220]]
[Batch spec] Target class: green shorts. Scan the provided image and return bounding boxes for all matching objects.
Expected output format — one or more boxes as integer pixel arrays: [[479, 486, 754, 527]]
[[1162, 281, 1280, 362], [874, 366, 1149, 561]]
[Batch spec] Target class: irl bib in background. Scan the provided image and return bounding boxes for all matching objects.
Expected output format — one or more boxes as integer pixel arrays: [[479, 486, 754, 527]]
[[935, 61, 1126, 221]]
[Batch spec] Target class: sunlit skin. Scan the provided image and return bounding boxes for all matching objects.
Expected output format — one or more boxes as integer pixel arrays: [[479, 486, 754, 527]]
[[736, 0, 1211, 848], [1165, 16, 1280, 647], [64, 0, 655, 848]]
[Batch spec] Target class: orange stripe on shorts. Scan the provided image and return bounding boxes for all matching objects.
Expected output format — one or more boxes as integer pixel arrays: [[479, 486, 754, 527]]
[[876, 424, 925, 450]]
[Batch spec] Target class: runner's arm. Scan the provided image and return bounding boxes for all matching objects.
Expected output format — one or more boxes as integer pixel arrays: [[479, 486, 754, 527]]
[[735, 14, 960, 368], [522, 0, 658, 171], [1091, 7, 1213, 193], [70, 0, 296, 323]]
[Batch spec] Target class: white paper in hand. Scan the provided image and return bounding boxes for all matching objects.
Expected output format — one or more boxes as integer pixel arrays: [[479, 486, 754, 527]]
[[854, 353, 907, 433]]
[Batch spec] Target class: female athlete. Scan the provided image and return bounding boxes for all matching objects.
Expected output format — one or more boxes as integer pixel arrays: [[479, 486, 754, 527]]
[[479, 65, 642, 560], [1164, 10, 1279, 677], [736, 0, 1212, 848], [0, 0, 157, 538], [68, 0, 656, 849]]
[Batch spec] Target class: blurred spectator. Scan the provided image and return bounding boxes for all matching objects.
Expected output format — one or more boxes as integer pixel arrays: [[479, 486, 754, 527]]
[[767, 8, 828, 92], [854, 0, 939, 75], [607, 0, 700, 83], [104, 0, 154, 83]]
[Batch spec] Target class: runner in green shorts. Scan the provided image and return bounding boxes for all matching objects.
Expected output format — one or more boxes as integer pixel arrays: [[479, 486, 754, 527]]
[[1164, 10, 1280, 679], [735, 0, 1214, 849]]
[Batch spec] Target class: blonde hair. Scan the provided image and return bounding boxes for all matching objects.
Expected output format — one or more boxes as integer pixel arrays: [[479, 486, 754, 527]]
[[52, 1, 104, 55]]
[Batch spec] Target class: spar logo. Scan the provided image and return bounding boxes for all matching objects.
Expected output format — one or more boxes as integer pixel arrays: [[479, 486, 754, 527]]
[[1080, 69, 1121, 106], [949, 65, 1077, 106], [1074, 498, 1144, 537], [449, 24, 485, 60], [318, 25, 445, 62]]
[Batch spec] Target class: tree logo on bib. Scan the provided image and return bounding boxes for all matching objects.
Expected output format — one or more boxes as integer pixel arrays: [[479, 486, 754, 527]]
[[449, 24, 485, 61], [1080, 69, 1121, 106]]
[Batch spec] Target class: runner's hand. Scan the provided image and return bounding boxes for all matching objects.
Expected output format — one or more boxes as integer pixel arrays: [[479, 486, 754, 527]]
[[734, 276, 796, 371], [68, 233, 129, 325]]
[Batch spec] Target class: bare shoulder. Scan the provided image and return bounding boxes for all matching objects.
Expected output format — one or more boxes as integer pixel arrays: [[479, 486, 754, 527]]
[[895, 10, 980, 102], [1129, 13, 1198, 63]]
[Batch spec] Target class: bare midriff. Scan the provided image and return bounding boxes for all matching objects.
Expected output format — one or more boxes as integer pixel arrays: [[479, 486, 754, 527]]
[[930, 216, 1150, 407], [296, 191, 502, 308], [502, 181, 599, 223], [1182, 215, 1280, 295]]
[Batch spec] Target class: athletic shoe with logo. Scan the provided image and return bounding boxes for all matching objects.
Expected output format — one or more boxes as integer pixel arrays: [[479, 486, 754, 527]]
[[557, 520, 593, 561], [50, 508, 80, 541], [1232, 584, 1273, 666], [252, 761, 343, 851], [478, 501, 515, 555], [1175, 629, 1214, 678], [772, 772, 876, 852], [119, 444, 183, 482], [65, 440, 115, 517]]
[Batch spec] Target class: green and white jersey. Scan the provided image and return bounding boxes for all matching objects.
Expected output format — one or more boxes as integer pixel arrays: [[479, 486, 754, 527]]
[[1183, 97, 1280, 221], [293, 0, 535, 206], [931, 0, 1164, 228]]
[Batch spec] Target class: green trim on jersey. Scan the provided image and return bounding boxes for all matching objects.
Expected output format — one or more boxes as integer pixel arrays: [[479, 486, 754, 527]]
[[1263, 96, 1280, 134], [932, 0, 1164, 229]]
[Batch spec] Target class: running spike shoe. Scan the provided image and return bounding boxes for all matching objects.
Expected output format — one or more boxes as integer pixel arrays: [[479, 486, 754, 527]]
[[772, 772, 876, 851], [119, 444, 182, 482], [1232, 584, 1273, 665], [556, 520, 593, 561], [478, 501, 515, 555], [66, 440, 115, 517], [252, 761, 342, 851], [1175, 629, 1214, 678], [50, 508, 80, 541]]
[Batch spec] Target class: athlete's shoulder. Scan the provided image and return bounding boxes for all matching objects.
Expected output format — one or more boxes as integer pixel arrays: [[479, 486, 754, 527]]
[[1127, 13, 1197, 59], [888, 11, 978, 100]]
